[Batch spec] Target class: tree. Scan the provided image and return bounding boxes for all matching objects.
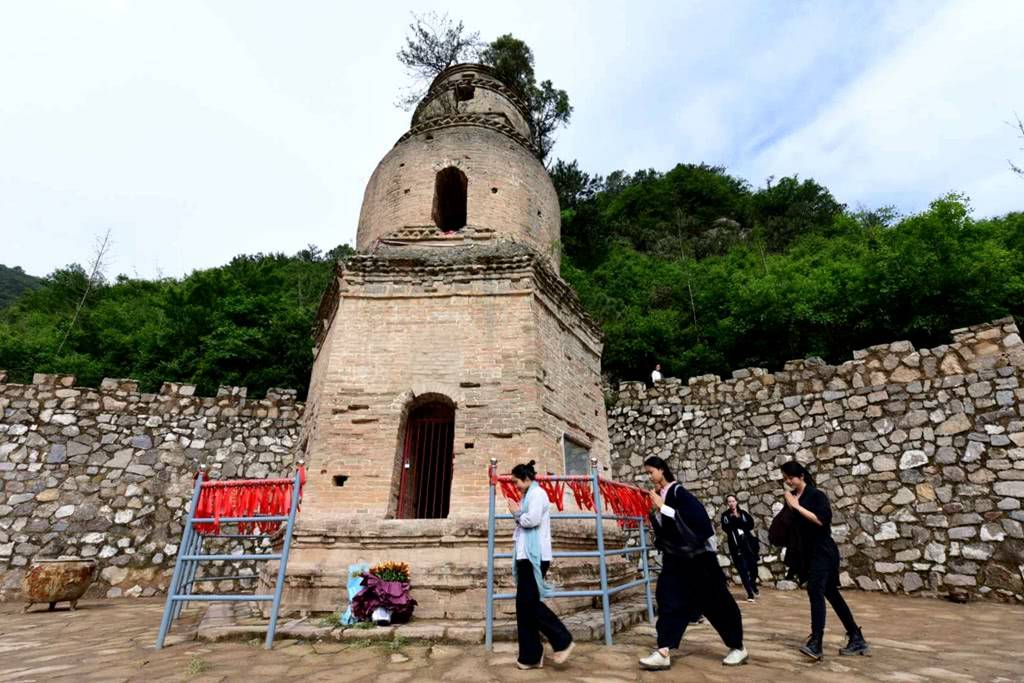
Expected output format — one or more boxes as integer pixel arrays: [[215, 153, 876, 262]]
[[55, 229, 111, 356], [751, 175, 845, 250], [478, 34, 534, 100], [479, 34, 572, 161], [530, 80, 573, 161], [0, 264, 43, 308], [396, 12, 481, 110], [1010, 112, 1024, 178], [396, 21, 573, 162], [0, 245, 343, 397], [549, 159, 604, 210]]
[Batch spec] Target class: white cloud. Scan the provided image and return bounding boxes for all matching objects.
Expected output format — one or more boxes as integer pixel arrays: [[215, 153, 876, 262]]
[[740, 1, 1024, 215], [0, 1, 1020, 280]]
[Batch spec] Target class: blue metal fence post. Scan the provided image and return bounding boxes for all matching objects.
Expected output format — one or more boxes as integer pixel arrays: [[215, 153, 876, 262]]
[[484, 457, 497, 651], [590, 458, 613, 646], [264, 461, 303, 649], [156, 466, 204, 649], [639, 518, 655, 623], [171, 531, 203, 620]]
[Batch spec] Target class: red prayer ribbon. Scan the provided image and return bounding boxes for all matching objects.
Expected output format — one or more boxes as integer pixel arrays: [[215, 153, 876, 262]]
[[495, 472, 652, 527], [192, 467, 305, 535]]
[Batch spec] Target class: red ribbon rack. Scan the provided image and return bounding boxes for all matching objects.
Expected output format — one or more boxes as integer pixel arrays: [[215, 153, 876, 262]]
[[193, 466, 306, 535], [156, 464, 306, 652], [491, 471, 651, 527]]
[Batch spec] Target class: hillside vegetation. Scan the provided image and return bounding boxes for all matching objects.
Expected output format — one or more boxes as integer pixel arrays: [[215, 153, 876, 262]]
[[2, 165, 1021, 397]]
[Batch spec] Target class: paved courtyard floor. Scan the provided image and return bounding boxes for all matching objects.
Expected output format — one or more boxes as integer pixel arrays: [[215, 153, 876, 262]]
[[0, 589, 1022, 682]]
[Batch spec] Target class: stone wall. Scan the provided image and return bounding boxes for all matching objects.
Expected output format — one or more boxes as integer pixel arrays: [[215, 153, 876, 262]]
[[0, 373, 302, 601], [608, 318, 1024, 602]]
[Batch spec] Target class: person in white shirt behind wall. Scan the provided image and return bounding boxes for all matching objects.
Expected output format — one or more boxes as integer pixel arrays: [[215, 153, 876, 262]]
[[507, 460, 575, 670], [651, 363, 663, 384]]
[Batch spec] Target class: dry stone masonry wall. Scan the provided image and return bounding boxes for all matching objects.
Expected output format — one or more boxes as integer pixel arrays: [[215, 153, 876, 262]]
[[609, 318, 1024, 603], [4, 317, 1024, 605], [0, 374, 302, 600]]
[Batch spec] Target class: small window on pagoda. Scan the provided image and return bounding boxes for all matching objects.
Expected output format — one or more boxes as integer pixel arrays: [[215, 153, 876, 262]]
[[562, 434, 591, 475], [432, 167, 467, 232]]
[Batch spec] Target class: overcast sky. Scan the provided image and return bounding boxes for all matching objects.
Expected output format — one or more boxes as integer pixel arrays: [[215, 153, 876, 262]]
[[2, 1, 1022, 279]]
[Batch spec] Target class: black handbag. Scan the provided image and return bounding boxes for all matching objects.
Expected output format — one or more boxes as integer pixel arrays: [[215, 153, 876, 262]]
[[653, 483, 711, 558]]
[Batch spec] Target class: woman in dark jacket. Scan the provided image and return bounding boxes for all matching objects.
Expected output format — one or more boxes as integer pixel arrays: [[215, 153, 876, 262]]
[[780, 461, 870, 660], [720, 494, 760, 602], [639, 456, 748, 670]]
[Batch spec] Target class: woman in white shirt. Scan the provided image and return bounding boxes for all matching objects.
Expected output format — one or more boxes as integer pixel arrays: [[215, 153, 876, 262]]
[[508, 460, 574, 670]]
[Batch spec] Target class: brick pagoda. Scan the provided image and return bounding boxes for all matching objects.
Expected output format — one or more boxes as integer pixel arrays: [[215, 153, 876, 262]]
[[275, 64, 615, 618]]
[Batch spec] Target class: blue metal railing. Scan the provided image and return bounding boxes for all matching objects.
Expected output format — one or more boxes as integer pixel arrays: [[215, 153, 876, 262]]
[[485, 457, 656, 649], [154, 463, 303, 650]]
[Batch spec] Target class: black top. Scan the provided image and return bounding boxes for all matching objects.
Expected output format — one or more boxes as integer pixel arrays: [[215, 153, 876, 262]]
[[651, 482, 714, 556], [794, 485, 839, 563], [720, 508, 756, 558]]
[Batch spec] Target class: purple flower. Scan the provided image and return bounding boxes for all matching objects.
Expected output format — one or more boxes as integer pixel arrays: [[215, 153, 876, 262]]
[[350, 573, 417, 622]]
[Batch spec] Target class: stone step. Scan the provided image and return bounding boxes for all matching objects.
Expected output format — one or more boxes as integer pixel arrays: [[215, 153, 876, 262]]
[[194, 597, 652, 646]]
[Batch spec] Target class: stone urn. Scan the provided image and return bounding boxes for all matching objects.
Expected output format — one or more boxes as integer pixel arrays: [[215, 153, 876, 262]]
[[22, 558, 98, 612]]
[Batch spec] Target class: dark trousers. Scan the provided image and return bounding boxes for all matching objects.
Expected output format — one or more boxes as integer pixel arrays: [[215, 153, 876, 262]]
[[732, 550, 759, 598], [655, 553, 744, 651], [516, 560, 572, 666], [806, 558, 859, 637]]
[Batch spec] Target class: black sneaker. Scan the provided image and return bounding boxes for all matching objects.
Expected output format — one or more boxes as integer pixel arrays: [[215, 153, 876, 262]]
[[799, 634, 823, 661], [839, 629, 870, 656]]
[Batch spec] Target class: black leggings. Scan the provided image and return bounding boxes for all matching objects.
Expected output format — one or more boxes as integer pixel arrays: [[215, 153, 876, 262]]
[[806, 558, 859, 637], [516, 560, 572, 666], [656, 553, 744, 651], [731, 550, 759, 598]]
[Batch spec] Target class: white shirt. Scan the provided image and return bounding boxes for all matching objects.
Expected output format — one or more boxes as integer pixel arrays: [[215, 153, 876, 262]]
[[651, 369, 662, 382], [513, 484, 553, 561], [658, 482, 676, 521]]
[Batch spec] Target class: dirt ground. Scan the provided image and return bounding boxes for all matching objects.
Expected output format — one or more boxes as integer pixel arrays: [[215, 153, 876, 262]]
[[1, 588, 1022, 682]]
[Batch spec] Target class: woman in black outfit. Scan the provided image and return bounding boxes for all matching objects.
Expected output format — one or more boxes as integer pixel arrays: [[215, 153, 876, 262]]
[[780, 461, 869, 660], [639, 456, 748, 670], [720, 494, 760, 602]]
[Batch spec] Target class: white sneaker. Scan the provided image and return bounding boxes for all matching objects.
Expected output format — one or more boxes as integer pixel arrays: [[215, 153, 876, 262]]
[[551, 641, 575, 664], [639, 649, 671, 670], [516, 655, 543, 670], [722, 648, 748, 666]]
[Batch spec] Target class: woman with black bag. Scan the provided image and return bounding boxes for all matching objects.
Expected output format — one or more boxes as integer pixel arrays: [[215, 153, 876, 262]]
[[721, 494, 760, 602], [639, 456, 748, 670]]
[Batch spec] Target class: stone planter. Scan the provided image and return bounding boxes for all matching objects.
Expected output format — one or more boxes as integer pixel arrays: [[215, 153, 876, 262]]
[[22, 558, 97, 612]]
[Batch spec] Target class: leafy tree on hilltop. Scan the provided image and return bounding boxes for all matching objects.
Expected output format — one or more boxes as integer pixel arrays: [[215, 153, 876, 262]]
[[396, 12, 481, 110], [396, 14, 571, 162], [479, 34, 572, 161], [0, 264, 43, 308], [0, 246, 353, 397], [751, 175, 845, 250]]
